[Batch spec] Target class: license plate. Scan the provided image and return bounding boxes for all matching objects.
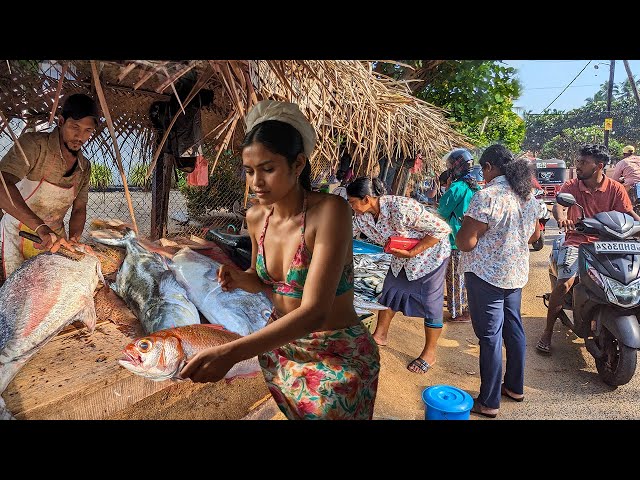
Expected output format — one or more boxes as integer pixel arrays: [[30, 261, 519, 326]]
[[593, 242, 640, 254]]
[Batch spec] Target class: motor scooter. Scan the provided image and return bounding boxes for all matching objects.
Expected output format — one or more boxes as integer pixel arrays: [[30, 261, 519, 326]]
[[544, 192, 640, 386]]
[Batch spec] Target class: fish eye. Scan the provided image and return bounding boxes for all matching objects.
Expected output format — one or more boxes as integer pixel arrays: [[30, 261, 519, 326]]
[[137, 339, 152, 352]]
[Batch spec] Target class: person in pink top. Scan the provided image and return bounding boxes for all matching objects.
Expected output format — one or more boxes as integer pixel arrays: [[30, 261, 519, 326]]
[[537, 144, 640, 355], [611, 145, 640, 196]]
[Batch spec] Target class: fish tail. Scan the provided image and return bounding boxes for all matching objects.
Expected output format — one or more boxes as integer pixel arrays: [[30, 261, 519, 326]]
[[90, 227, 136, 248]]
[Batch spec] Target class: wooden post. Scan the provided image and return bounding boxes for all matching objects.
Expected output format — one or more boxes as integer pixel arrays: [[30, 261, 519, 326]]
[[90, 61, 139, 235], [150, 153, 173, 240], [391, 158, 410, 196]]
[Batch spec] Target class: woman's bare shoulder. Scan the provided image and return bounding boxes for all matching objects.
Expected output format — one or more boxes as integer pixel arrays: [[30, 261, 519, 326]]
[[245, 203, 270, 227], [307, 191, 351, 217]]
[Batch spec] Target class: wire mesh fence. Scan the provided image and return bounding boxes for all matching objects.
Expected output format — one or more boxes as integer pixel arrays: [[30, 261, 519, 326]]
[[0, 121, 251, 241], [1, 127, 356, 251]]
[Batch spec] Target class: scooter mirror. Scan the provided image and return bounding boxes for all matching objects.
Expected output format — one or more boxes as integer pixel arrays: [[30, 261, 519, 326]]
[[556, 193, 576, 208]]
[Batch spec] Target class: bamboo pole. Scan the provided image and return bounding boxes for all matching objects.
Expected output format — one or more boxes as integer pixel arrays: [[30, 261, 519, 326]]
[[145, 67, 215, 180], [0, 110, 30, 168], [90, 61, 139, 235], [48, 62, 68, 126], [0, 171, 15, 208], [623, 60, 640, 114], [117, 62, 137, 83]]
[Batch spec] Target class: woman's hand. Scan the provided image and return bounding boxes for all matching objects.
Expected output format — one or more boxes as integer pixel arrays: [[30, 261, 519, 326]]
[[218, 265, 263, 293], [388, 247, 414, 258], [179, 345, 235, 383]]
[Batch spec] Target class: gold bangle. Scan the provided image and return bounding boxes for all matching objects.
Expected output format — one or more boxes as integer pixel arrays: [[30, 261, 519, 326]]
[[34, 223, 48, 234]]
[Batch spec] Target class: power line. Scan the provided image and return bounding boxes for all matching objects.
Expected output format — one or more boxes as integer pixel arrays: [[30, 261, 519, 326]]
[[541, 61, 593, 113], [527, 83, 600, 90]]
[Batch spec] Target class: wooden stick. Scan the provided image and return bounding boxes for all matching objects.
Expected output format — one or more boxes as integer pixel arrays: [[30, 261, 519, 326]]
[[90, 61, 139, 235], [0, 171, 15, 208], [117, 62, 137, 83], [145, 67, 215, 180], [0, 110, 30, 167], [156, 61, 197, 93], [133, 61, 169, 90], [48, 62, 67, 126], [163, 67, 186, 115]]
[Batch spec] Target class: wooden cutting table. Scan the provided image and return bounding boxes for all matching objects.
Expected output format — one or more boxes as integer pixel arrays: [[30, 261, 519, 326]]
[[2, 245, 278, 420]]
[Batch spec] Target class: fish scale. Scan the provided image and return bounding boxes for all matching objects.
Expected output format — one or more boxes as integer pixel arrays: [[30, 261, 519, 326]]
[[0, 252, 103, 419], [168, 247, 273, 336]]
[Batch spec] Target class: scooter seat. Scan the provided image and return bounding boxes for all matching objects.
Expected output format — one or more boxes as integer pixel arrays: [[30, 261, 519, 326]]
[[207, 229, 252, 249]]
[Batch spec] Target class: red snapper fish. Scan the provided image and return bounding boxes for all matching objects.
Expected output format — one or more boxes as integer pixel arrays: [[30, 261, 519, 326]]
[[118, 324, 262, 382]]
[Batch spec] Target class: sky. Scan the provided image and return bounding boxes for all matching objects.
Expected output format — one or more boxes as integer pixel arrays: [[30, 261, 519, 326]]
[[503, 60, 640, 114]]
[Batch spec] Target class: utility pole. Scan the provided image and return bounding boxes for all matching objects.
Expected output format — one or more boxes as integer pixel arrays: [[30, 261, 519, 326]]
[[623, 60, 640, 114], [604, 60, 616, 149]]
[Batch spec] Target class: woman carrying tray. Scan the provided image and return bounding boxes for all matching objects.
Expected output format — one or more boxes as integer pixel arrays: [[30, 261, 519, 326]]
[[347, 176, 451, 374]]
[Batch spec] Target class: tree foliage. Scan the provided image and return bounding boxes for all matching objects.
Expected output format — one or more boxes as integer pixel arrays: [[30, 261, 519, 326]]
[[523, 90, 640, 161], [540, 126, 624, 166], [375, 61, 525, 151]]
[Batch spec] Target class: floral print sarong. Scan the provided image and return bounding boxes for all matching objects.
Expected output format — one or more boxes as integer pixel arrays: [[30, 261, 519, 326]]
[[259, 323, 380, 420]]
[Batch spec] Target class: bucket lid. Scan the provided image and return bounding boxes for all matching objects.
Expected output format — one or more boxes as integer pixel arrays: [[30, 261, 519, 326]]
[[422, 385, 473, 413]]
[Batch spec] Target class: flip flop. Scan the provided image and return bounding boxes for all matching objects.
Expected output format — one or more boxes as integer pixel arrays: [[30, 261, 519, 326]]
[[470, 399, 498, 418], [536, 339, 551, 355], [407, 357, 431, 374], [501, 384, 524, 402]]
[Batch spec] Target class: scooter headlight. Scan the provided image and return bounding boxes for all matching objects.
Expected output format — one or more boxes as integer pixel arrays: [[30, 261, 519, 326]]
[[603, 276, 640, 308]]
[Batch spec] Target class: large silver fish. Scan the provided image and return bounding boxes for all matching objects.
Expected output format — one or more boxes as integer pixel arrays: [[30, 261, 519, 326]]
[[168, 247, 272, 336], [91, 229, 200, 334], [0, 252, 103, 420]]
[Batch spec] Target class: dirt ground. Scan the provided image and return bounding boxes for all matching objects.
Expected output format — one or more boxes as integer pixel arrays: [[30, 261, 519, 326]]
[[114, 219, 640, 421], [5, 218, 640, 420]]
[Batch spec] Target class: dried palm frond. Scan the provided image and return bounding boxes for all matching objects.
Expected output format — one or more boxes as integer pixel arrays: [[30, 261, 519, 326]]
[[0, 59, 471, 182]]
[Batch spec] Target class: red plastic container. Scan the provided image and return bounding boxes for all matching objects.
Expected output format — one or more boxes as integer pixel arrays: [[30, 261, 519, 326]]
[[384, 236, 420, 253]]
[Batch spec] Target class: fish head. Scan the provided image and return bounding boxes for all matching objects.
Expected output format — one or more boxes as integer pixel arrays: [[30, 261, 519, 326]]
[[118, 334, 184, 381]]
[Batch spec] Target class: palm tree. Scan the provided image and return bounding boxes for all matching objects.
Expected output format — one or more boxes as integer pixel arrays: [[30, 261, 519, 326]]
[[585, 81, 621, 103], [619, 77, 640, 101]]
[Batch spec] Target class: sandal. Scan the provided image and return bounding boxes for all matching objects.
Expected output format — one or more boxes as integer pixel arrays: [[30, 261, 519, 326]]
[[407, 357, 432, 374], [536, 339, 551, 355], [470, 399, 498, 418], [501, 384, 524, 402]]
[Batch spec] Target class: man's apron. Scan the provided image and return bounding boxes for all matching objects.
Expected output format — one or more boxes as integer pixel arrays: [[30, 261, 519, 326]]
[[1, 178, 77, 278]]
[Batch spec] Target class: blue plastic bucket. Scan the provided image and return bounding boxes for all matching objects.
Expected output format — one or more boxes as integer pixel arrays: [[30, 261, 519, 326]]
[[422, 385, 473, 420], [353, 239, 384, 255]]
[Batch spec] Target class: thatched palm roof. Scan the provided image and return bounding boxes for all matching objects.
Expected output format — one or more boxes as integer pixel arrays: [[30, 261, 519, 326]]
[[0, 60, 471, 177]]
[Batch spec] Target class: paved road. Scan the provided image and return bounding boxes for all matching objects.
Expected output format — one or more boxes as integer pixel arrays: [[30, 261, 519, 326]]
[[372, 218, 640, 420]]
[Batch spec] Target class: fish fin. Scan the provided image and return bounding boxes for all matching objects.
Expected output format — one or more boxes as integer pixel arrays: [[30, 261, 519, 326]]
[[204, 265, 220, 282], [95, 259, 106, 287], [204, 323, 231, 331], [90, 227, 136, 247], [158, 270, 183, 293], [71, 296, 98, 333], [0, 398, 15, 420], [224, 357, 262, 381]]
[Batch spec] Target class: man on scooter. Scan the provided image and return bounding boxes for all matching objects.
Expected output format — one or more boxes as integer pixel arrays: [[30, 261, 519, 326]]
[[537, 144, 640, 355]]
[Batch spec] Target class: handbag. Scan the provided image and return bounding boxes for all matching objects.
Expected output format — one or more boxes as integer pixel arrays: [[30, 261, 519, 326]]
[[384, 236, 420, 253]]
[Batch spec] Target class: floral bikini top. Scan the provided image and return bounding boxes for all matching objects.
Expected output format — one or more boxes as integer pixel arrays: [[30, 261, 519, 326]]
[[255, 191, 354, 299]]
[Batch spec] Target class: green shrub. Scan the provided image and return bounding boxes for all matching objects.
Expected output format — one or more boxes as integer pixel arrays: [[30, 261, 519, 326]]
[[90, 163, 113, 189], [128, 163, 151, 190], [178, 150, 244, 219]]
